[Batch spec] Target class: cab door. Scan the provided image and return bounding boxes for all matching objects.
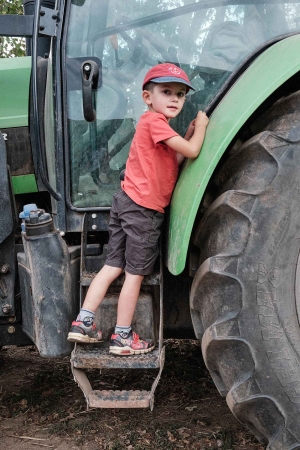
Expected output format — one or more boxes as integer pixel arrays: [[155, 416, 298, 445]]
[[63, 0, 206, 211]]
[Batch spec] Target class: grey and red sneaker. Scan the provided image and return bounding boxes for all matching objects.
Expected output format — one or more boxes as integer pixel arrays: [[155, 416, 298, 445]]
[[67, 320, 103, 343], [109, 330, 155, 355]]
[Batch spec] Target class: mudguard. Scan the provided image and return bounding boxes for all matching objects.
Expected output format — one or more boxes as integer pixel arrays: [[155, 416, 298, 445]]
[[167, 34, 300, 276], [0, 132, 14, 244], [0, 132, 16, 315]]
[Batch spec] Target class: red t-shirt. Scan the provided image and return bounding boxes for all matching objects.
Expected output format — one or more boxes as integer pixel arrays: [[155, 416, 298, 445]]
[[122, 111, 179, 213]]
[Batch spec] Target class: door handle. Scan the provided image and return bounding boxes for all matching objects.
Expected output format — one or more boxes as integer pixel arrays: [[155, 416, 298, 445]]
[[81, 60, 99, 122]]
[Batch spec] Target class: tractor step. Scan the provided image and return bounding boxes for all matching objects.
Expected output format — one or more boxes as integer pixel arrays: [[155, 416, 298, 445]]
[[81, 271, 160, 286], [71, 345, 165, 410], [70, 213, 165, 410], [89, 390, 153, 409], [71, 343, 161, 369]]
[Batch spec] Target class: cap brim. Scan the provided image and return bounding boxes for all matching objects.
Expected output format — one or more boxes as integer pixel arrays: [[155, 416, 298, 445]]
[[149, 76, 195, 91]]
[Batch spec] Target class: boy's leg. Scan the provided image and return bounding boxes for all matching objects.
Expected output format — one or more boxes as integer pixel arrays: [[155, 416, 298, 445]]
[[107, 192, 164, 355], [68, 190, 126, 344], [82, 265, 123, 312], [67, 265, 123, 343], [116, 272, 144, 326], [109, 271, 155, 355]]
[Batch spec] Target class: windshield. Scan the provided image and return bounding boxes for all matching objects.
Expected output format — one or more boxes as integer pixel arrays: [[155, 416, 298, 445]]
[[65, 0, 300, 208]]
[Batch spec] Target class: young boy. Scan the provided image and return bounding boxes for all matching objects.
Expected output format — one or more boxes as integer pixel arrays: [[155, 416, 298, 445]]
[[68, 63, 209, 355]]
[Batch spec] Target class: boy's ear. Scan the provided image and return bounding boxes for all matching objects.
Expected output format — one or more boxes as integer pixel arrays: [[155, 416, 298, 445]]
[[142, 90, 152, 106]]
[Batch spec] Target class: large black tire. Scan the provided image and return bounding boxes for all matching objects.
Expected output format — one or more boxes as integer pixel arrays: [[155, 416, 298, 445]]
[[190, 91, 300, 449]]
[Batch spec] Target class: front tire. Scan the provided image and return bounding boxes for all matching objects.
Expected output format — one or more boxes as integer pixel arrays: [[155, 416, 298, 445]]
[[190, 91, 300, 449]]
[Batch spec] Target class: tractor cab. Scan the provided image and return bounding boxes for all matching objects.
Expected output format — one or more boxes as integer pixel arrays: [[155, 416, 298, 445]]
[[60, 0, 295, 214]]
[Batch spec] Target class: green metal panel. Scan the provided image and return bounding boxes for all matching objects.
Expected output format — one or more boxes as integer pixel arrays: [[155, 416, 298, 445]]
[[0, 56, 31, 129], [12, 174, 38, 194], [168, 34, 300, 276]]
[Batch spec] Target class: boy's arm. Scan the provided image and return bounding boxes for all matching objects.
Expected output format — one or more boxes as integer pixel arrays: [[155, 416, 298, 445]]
[[176, 119, 197, 165], [164, 111, 209, 160], [176, 152, 186, 165]]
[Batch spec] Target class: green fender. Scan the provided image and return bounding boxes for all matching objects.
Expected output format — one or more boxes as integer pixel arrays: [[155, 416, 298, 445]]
[[0, 56, 37, 194], [167, 34, 300, 276], [0, 56, 31, 128]]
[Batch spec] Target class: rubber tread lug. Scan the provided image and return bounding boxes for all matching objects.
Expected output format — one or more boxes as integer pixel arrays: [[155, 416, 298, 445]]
[[228, 395, 285, 444], [212, 131, 279, 196], [193, 191, 252, 262], [190, 260, 242, 332], [202, 328, 255, 395]]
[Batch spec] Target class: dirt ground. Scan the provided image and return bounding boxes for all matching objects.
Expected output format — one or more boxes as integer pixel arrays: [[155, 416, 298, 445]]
[[0, 340, 265, 450]]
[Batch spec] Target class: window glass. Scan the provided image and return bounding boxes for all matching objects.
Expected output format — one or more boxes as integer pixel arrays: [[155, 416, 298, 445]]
[[66, 0, 300, 208]]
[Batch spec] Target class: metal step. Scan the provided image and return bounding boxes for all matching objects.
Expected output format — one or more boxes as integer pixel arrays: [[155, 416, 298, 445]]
[[71, 343, 161, 369], [71, 346, 165, 410], [89, 390, 152, 408], [81, 271, 160, 287], [72, 214, 165, 410]]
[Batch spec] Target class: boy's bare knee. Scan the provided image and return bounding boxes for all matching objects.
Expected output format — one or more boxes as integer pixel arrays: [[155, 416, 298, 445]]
[[102, 265, 123, 281], [124, 271, 144, 283]]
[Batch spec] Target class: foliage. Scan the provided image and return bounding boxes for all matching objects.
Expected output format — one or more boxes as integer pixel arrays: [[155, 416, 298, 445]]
[[0, 0, 26, 58]]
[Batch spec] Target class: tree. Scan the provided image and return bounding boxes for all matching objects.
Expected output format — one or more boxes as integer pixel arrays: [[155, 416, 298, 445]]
[[0, 0, 26, 58]]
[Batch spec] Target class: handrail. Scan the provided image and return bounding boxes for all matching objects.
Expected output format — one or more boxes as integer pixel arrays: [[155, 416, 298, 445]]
[[32, 0, 61, 201]]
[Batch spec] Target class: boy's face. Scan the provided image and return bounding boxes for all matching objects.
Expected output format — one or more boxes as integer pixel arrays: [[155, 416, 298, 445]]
[[142, 82, 187, 121]]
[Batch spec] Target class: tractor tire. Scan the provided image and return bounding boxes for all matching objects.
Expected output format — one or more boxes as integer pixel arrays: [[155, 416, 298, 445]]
[[190, 91, 300, 449]]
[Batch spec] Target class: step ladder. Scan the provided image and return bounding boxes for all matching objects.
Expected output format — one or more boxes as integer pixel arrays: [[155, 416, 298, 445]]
[[70, 213, 165, 410]]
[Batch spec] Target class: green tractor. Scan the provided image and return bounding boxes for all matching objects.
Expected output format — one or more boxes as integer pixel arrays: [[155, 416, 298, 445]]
[[1, 0, 300, 447]]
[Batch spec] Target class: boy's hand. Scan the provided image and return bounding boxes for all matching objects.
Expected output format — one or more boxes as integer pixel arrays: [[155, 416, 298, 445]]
[[185, 112, 209, 141], [165, 111, 209, 160], [194, 111, 209, 129]]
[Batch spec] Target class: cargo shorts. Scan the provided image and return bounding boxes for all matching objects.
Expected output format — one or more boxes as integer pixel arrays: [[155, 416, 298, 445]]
[[106, 190, 164, 276]]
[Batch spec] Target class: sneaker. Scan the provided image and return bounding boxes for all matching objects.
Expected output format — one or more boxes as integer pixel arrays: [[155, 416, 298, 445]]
[[109, 330, 155, 355], [67, 320, 103, 343]]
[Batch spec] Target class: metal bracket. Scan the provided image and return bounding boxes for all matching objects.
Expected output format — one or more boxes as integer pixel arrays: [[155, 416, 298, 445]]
[[39, 7, 59, 37], [0, 15, 33, 38], [0, 7, 58, 39], [149, 346, 165, 410]]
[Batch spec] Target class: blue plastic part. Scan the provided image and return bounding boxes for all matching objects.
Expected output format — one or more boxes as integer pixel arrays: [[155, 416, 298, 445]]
[[19, 203, 38, 231]]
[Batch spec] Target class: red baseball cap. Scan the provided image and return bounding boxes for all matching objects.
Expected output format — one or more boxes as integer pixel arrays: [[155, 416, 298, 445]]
[[142, 63, 195, 92]]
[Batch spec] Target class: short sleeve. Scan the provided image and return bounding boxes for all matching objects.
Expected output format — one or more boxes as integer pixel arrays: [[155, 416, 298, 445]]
[[149, 114, 179, 144]]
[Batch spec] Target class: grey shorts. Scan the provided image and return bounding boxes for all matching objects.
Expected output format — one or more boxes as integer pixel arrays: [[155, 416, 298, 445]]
[[106, 190, 164, 275]]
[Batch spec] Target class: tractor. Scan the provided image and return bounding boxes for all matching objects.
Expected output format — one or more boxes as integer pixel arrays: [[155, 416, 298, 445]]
[[1, 0, 300, 448]]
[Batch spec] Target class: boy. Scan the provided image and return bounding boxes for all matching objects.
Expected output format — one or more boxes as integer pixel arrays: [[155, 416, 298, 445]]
[[68, 63, 209, 355]]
